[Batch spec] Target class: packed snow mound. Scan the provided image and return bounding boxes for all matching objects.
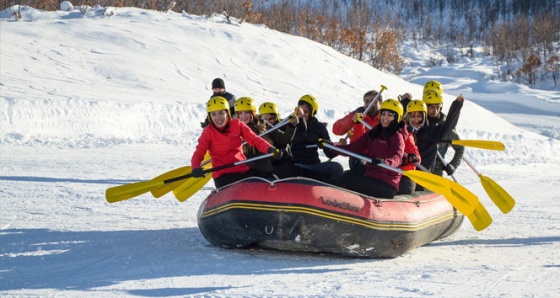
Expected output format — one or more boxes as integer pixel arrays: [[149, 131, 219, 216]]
[[60, 1, 74, 11]]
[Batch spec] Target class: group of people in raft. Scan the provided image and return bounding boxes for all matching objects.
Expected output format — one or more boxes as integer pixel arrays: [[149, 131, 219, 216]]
[[191, 77, 465, 198]]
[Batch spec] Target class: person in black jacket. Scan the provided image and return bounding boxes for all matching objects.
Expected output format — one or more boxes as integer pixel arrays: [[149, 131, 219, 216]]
[[235, 97, 306, 179], [258, 101, 315, 179], [420, 80, 464, 176], [404, 92, 464, 190], [291, 94, 343, 184], [201, 78, 237, 128]]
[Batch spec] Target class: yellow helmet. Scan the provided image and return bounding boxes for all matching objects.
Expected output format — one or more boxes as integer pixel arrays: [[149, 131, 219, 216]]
[[423, 80, 443, 94], [235, 97, 257, 113], [298, 94, 319, 116], [207, 96, 230, 113], [406, 99, 427, 114], [422, 90, 443, 105], [379, 99, 404, 122], [207, 96, 231, 122], [258, 102, 280, 117]]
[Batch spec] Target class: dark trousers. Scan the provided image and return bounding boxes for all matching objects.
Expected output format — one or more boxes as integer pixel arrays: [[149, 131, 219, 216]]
[[295, 161, 344, 184], [347, 157, 366, 176], [213, 169, 272, 189], [397, 176, 416, 195], [272, 163, 305, 179], [336, 173, 397, 198]]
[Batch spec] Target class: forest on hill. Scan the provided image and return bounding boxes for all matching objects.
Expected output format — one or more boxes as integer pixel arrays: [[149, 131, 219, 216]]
[[4, 0, 560, 87]]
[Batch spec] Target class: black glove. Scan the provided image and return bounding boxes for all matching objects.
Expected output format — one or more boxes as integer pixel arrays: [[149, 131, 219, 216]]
[[407, 154, 419, 164], [370, 158, 385, 166], [444, 164, 455, 176], [317, 138, 333, 149], [268, 147, 283, 160], [192, 167, 205, 178], [324, 147, 339, 159]]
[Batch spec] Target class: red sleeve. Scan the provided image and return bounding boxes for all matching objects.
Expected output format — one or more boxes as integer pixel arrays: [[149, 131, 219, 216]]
[[406, 133, 421, 163], [332, 113, 354, 136], [401, 132, 421, 171], [191, 128, 211, 168]]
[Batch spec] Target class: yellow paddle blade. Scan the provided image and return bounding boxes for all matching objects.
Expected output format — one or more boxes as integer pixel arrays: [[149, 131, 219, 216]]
[[446, 179, 480, 216], [479, 174, 516, 214], [151, 179, 188, 198], [150, 166, 191, 198], [445, 179, 492, 231], [452, 140, 505, 151], [173, 174, 212, 202], [404, 170, 475, 214], [403, 170, 492, 231], [150, 154, 212, 198], [466, 202, 493, 231], [171, 161, 212, 196], [106, 179, 165, 203], [402, 170, 451, 197]]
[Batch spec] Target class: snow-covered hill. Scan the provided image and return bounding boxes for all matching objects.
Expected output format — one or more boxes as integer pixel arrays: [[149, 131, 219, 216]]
[[2, 6, 559, 164], [1, 6, 559, 297]]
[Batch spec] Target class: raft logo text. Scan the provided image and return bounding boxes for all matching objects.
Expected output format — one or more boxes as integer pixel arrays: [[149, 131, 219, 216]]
[[320, 197, 360, 212]]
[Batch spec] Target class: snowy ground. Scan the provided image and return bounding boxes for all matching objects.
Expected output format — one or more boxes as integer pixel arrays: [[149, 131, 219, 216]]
[[1, 6, 560, 297]]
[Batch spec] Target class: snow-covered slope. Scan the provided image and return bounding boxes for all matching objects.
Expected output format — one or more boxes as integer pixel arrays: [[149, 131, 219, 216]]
[[1, 6, 560, 297], [2, 6, 559, 166]]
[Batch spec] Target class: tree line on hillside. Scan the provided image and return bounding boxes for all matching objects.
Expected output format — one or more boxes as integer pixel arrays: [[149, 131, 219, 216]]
[[5, 0, 560, 87]]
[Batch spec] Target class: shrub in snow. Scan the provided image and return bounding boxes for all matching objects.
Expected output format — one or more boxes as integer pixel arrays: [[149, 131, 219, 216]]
[[11, 5, 21, 21], [60, 1, 74, 11]]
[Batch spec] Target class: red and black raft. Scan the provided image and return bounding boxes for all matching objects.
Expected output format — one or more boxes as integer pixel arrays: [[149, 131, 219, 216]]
[[197, 177, 463, 258]]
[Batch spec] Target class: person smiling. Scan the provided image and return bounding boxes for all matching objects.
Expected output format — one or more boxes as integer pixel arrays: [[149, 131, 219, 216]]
[[290, 94, 344, 184], [235, 97, 304, 179], [332, 89, 382, 176], [321, 99, 405, 198], [190, 96, 283, 188]]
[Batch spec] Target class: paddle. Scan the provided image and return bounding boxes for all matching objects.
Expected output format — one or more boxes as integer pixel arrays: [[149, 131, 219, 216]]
[[150, 155, 212, 198], [149, 116, 294, 199], [433, 153, 493, 231], [321, 141, 492, 231], [438, 139, 505, 151], [353, 85, 387, 127], [106, 153, 274, 203], [362, 85, 387, 116], [462, 156, 516, 214], [173, 173, 213, 202], [172, 153, 275, 202], [416, 138, 505, 151]]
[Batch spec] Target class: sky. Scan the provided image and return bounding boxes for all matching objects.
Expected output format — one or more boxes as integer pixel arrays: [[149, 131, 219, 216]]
[[1, 5, 560, 297]]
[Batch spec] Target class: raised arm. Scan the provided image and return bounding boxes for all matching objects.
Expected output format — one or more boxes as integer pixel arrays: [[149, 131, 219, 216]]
[[441, 94, 464, 140]]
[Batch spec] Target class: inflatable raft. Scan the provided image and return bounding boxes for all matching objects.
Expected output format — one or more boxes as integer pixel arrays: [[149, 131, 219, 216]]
[[197, 177, 463, 258]]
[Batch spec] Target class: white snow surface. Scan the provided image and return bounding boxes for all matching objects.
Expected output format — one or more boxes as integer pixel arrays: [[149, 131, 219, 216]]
[[1, 6, 560, 297]]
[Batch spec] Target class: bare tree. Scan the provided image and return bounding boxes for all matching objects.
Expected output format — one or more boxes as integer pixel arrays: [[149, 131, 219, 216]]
[[517, 53, 541, 85], [545, 55, 560, 87], [532, 12, 557, 63]]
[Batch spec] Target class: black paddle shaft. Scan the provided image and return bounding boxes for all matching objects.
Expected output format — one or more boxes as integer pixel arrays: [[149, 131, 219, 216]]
[[163, 153, 274, 184]]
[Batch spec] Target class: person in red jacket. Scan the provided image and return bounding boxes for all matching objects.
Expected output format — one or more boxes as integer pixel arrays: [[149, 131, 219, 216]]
[[332, 90, 382, 175], [191, 96, 282, 188], [333, 90, 382, 142], [322, 99, 405, 198], [398, 126, 421, 194]]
